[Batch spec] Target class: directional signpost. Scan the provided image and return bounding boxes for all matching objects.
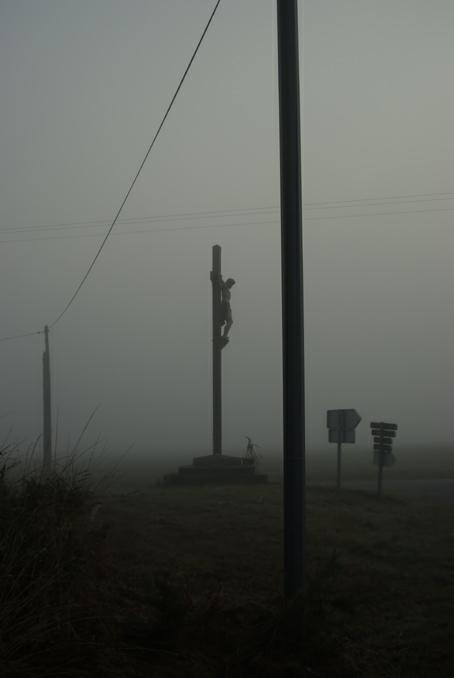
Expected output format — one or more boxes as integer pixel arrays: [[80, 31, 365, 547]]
[[370, 421, 398, 498], [327, 409, 361, 489]]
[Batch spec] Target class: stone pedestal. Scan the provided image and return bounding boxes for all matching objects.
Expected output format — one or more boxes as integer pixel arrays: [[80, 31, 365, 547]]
[[162, 454, 267, 486]]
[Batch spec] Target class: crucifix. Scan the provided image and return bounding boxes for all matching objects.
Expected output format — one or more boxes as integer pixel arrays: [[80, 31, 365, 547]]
[[210, 245, 235, 455]]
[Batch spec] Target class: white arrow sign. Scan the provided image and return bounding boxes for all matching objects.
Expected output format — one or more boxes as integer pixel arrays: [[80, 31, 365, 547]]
[[327, 409, 362, 489], [327, 409, 362, 432]]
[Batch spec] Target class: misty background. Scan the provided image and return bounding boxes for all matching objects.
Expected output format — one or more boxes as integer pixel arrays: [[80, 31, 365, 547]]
[[0, 0, 453, 476]]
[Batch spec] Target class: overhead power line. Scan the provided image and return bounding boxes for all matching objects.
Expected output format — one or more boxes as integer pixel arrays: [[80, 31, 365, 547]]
[[0, 206, 279, 235], [304, 189, 454, 207], [2, 201, 454, 246], [0, 183, 452, 337], [0, 219, 279, 245], [4, 190, 454, 235], [0, 330, 43, 344], [306, 205, 454, 222], [49, 0, 221, 328]]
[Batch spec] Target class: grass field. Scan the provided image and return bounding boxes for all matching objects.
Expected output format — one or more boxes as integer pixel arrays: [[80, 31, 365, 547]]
[[2, 449, 454, 677], [80, 443, 454, 493], [93, 482, 454, 677]]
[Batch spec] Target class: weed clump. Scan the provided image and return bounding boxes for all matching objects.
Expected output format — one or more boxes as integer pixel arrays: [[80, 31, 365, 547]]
[[0, 446, 119, 677]]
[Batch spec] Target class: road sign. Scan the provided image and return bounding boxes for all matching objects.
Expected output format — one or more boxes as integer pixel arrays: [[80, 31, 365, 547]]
[[370, 420, 398, 498], [373, 443, 392, 452], [327, 409, 361, 432], [370, 422, 398, 431], [371, 429, 396, 438], [329, 429, 355, 444], [327, 409, 361, 490]]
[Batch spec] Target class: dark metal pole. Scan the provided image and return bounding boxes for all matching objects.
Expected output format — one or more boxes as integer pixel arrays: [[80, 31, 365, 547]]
[[337, 410, 344, 490], [42, 325, 52, 475], [377, 458, 384, 498], [337, 441, 342, 490], [377, 424, 384, 499], [211, 245, 222, 455], [277, 0, 305, 597]]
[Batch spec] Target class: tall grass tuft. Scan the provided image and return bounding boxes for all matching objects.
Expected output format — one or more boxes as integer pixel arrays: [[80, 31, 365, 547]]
[[0, 443, 122, 677]]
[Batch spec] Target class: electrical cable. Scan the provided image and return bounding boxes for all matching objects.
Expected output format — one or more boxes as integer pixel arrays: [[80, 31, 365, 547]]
[[304, 190, 454, 207], [305, 205, 454, 222], [0, 330, 42, 343], [3, 200, 454, 246], [49, 0, 221, 328], [0, 218, 278, 245], [6, 190, 454, 235], [0, 205, 279, 235]]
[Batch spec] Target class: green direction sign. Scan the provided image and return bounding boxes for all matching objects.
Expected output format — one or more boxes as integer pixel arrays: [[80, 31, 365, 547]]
[[373, 443, 392, 453], [373, 436, 393, 445], [370, 422, 398, 431], [371, 429, 396, 438]]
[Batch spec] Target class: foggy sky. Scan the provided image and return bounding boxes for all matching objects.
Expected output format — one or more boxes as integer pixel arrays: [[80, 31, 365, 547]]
[[1, 0, 453, 463]]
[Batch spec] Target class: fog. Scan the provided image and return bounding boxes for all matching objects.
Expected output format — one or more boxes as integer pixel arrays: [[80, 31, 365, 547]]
[[1, 0, 453, 469]]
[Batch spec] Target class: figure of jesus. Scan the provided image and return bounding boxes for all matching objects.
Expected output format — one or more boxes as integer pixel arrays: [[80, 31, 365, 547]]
[[220, 277, 235, 339]]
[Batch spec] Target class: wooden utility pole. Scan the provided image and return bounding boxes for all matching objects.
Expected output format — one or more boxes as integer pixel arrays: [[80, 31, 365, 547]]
[[42, 325, 52, 476], [277, 0, 305, 597], [211, 245, 222, 455]]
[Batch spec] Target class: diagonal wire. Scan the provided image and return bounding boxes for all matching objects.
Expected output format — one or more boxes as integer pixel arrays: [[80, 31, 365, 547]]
[[50, 0, 222, 328], [0, 330, 42, 343]]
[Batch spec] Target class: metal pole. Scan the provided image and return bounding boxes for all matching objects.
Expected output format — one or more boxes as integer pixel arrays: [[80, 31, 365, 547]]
[[337, 410, 344, 490], [337, 441, 342, 490], [42, 325, 52, 476], [277, 0, 305, 597], [377, 456, 384, 499], [211, 245, 222, 455], [377, 423, 384, 498]]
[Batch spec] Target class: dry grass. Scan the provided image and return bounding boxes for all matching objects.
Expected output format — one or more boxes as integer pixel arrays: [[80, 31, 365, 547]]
[[0, 446, 125, 677], [1, 443, 453, 677], [95, 483, 454, 677]]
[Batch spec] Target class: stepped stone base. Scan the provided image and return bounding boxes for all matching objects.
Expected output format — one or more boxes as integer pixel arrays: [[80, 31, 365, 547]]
[[162, 454, 268, 486]]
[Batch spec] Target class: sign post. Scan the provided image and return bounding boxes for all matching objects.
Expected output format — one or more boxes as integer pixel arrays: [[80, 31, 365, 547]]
[[327, 409, 361, 489], [42, 325, 52, 477], [370, 422, 398, 498]]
